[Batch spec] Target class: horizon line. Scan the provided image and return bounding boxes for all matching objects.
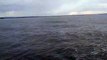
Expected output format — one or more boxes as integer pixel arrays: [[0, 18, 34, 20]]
[[0, 13, 107, 19]]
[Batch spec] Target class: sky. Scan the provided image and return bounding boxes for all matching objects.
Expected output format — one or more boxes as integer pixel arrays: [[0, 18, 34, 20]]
[[0, 0, 107, 17]]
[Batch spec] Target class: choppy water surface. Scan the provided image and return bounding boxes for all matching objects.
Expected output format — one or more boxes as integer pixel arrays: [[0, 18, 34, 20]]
[[0, 15, 107, 60]]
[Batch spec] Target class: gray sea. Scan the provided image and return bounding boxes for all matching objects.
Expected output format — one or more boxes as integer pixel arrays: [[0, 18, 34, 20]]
[[0, 15, 107, 60]]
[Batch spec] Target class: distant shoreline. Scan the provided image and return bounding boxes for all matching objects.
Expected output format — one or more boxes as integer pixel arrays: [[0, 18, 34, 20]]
[[0, 13, 107, 19]]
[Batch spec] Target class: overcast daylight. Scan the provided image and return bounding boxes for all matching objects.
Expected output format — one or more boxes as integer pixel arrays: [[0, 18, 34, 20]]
[[1, 0, 107, 60], [0, 0, 107, 17]]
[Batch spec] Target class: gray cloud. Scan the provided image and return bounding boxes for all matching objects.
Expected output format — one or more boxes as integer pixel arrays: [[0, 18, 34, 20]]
[[0, 0, 107, 17]]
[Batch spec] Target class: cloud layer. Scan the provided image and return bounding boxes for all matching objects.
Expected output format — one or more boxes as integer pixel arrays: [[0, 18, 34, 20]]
[[0, 0, 107, 17]]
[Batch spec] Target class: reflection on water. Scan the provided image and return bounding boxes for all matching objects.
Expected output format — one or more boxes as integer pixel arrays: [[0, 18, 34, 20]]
[[0, 15, 107, 60]]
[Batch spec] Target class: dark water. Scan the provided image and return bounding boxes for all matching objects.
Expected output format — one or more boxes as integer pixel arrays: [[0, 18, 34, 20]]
[[0, 15, 107, 60]]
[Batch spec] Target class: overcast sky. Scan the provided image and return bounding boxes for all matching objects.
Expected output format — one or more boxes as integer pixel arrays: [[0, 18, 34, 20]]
[[0, 0, 107, 17]]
